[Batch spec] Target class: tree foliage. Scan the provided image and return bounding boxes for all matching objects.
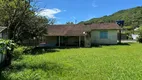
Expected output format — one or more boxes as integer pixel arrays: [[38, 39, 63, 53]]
[[79, 6, 142, 27], [66, 22, 74, 25], [137, 27, 142, 43], [0, 0, 49, 43], [0, 39, 15, 67]]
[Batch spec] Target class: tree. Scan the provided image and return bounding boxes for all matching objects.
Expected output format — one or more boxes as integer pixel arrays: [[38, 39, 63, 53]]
[[66, 22, 74, 25], [48, 19, 56, 25], [78, 6, 142, 26], [137, 27, 142, 43], [0, 0, 49, 43]]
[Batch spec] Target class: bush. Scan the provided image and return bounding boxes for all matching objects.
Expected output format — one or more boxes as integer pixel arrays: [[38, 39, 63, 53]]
[[12, 45, 34, 59], [13, 46, 25, 59], [23, 46, 33, 54], [137, 37, 142, 43], [137, 27, 142, 43]]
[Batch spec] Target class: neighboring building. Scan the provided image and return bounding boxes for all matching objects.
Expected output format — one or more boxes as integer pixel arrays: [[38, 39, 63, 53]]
[[132, 34, 139, 40], [0, 27, 8, 39], [42, 23, 120, 47]]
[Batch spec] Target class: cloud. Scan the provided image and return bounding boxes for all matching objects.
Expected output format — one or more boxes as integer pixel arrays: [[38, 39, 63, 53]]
[[72, 16, 76, 20], [36, 8, 61, 18], [92, 0, 98, 8]]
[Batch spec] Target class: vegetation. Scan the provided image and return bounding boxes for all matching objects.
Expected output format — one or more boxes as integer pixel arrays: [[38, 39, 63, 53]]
[[0, 39, 15, 68], [13, 46, 27, 60], [79, 6, 142, 27], [137, 27, 142, 43], [0, 0, 51, 44], [66, 22, 74, 25], [0, 39, 15, 55], [1, 43, 142, 80]]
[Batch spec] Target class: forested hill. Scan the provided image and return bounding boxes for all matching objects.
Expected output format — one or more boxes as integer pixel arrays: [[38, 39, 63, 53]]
[[79, 6, 142, 26]]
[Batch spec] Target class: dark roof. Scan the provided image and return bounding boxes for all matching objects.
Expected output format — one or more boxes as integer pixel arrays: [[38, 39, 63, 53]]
[[0, 27, 7, 33], [90, 23, 120, 30], [47, 23, 120, 36]]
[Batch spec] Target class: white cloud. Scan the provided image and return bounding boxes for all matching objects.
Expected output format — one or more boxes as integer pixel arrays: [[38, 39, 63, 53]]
[[92, 0, 98, 8], [36, 8, 61, 18], [72, 16, 76, 20]]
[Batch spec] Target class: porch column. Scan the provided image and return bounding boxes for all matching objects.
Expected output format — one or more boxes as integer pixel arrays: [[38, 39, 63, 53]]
[[59, 36, 61, 47], [79, 36, 81, 47]]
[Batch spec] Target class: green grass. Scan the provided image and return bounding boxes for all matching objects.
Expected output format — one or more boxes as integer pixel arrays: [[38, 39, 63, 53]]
[[2, 43, 142, 80]]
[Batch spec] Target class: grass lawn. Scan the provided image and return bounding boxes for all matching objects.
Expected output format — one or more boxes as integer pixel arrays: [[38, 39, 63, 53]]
[[1, 43, 142, 80]]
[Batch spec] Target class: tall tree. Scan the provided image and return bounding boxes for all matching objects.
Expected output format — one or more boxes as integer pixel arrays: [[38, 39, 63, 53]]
[[0, 0, 49, 43], [66, 22, 74, 25]]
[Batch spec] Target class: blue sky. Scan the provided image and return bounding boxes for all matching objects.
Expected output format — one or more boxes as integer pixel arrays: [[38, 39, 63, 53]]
[[36, 0, 142, 24]]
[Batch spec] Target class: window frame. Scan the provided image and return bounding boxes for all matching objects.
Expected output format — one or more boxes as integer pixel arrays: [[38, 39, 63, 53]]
[[100, 31, 108, 39]]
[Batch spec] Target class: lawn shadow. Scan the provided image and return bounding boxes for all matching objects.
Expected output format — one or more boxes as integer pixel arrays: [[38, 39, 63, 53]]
[[0, 69, 9, 80], [0, 61, 8, 80], [91, 44, 102, 48], [29, 47, 60, 55], [0, 74, 7, 80], [91, 43, 131, 48], [117, 43, 130, 46], [7, 61, 71, 77]]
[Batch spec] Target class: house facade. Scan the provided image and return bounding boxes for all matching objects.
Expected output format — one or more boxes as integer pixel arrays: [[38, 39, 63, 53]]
[[42, 23, 120, 47]]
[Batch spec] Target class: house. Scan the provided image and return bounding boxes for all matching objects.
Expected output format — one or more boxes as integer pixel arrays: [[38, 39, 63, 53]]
[[0, 27, 8, 39], [41, 23, 120, 47], [132, 34, 139, 40]]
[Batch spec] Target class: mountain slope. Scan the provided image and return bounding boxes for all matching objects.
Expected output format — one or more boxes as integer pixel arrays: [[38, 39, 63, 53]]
[[79, 6, 142, 26]]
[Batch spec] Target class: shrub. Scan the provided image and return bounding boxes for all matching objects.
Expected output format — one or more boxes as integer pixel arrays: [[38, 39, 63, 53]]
[[23, 46, 33, 54], [0, 39, 15, 54], [0, 39, 15, 67], [13, 46, 25, 59], [137, 27, 142, 43]]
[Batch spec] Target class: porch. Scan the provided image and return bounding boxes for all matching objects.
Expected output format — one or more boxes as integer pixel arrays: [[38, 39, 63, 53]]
[[43, 36, 85, 47]]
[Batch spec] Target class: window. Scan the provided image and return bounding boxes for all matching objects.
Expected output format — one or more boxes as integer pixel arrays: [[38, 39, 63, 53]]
[[100, 31, 108, 39]]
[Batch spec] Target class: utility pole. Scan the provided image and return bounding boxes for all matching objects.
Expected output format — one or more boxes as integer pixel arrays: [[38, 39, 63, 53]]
[[119, 27, 122, 43], [75, 20, 77, 24], [117, 20, 124, 44]]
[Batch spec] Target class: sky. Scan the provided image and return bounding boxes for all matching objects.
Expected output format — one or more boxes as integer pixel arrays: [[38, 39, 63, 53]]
[[35, 0, 142, 24]]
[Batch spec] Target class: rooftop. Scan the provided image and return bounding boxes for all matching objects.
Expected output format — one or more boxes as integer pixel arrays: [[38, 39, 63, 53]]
[[47, 23, 120, 36]]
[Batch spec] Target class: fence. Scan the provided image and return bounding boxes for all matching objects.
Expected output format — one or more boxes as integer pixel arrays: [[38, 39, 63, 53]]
[[0, 54, 5, 64], [0, 54, 5, 68]]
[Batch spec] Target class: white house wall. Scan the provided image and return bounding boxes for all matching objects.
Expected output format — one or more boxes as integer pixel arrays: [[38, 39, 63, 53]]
[[91, 30, 118, 44]]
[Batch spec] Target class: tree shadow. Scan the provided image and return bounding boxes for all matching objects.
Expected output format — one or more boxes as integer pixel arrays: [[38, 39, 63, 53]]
[[117, 43, 130, 46], [12, 62, 64, 71], [0, 74, 7, 80], [0, 69, 8, 80], [6, 61, 71, 77], [1, 61, 71, 80], [91, 43, 130, 48], [25, 47, 60, 55]]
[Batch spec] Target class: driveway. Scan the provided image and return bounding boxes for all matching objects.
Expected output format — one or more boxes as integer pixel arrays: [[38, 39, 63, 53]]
[[120, 40, 137, 43]]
